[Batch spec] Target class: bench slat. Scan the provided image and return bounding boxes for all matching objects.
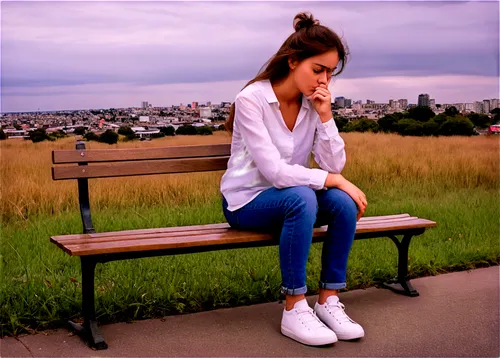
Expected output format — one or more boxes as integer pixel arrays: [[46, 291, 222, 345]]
[[356, 217, 418, 225], [52, 156, 229, 180], [50, 214, 414, 241], [52, 144, 231, 164], [355, 219, 435, 231], [355, 213, 410, 222], [52, 223, 231, 241], [51, 218, 436, 256], [53, 216, 422, 245], [54, 228, 232, 245]]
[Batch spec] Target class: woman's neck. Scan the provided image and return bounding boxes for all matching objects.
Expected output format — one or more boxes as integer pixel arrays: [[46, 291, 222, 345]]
[[272, 77, 301, 107]]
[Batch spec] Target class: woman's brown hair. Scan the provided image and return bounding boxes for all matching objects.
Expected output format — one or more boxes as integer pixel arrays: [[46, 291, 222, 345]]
[[225, 12, 349, 133]]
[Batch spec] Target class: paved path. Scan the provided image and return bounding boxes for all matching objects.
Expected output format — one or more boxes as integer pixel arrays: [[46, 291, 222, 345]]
[[2, 266, 499, 357]]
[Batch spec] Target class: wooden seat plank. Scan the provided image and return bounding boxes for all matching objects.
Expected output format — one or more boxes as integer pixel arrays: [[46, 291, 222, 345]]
[[355, 218, 436, 231], [52, 217, 434, 245], [52, 218, 436, 256], [52, 214, 414, 241], [53, 228, 232, 245], [54, 216, 421, 246], [356, 214, 410, 222], [53, 223, 232, 240], [60, 231, 278, 256]]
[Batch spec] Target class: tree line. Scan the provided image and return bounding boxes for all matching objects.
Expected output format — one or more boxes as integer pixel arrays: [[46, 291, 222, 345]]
[[334, 106, 500, 136]]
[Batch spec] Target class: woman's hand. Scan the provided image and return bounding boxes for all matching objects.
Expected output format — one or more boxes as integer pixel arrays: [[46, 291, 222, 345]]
[[325, 173, 368, 221], [311, 84, 332, 123]]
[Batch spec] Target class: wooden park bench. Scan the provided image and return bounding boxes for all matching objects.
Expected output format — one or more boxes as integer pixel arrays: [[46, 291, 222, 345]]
[[51, 142, 436, 350]]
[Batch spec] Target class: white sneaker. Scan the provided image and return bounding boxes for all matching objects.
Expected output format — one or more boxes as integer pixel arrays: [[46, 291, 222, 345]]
[[281, 298, 338, 346], [314, 295, 365, 340]]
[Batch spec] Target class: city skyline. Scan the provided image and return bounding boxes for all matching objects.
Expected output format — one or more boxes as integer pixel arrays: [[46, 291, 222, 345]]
[[2, 1, 499, 112], [4, 92, 499, 115]]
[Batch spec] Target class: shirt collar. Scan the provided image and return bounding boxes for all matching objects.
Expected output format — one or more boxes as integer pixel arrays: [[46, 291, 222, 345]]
[[262, 80, 278, 104], [261, 79, 311, 111]]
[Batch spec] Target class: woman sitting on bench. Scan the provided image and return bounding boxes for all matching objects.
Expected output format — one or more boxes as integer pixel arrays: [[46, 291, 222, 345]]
[[220, 12, 367, 347]]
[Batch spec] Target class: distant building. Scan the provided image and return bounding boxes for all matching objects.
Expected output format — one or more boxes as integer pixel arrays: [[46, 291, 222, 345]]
[[352, 103, 362, 111], [490, 98, 499, 110], [141, 101, 149, 109], [389, 99, 399, 109], [473, 101, 483, 113], [398, 99, 408, 109], [335, 96, 345, 108], [344, 98, 352, 108], [3, 129, 26, 139], [418, 94, 430, 107], [131, 126, 160, 139], [483, 99, 491, 114], [139, 116, 150, 123], [365, 113, 380, 120], [366, 99, 375, 105], [429, 99, 436, 109], [192, 102, 198, 109], [199, 107, 212, 118]]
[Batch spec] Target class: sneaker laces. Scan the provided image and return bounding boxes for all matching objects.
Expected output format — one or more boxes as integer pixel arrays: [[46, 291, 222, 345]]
[[327, 301, 355, 324], [297, 307, 327, 329]]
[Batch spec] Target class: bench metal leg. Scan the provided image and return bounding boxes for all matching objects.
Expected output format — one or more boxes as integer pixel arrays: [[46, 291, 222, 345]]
[[69, 257, 108, 350], [381, 234, 419, 297]]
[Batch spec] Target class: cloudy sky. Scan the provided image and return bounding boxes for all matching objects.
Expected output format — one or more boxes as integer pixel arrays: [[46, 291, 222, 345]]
[[1, 0, 499, 112]]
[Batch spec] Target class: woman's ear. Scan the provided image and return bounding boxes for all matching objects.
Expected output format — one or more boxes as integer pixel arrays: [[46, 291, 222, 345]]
[[288, 57, 298, 70]]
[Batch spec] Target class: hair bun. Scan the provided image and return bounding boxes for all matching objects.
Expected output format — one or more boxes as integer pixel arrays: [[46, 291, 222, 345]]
[[293, 12, 320, 32]]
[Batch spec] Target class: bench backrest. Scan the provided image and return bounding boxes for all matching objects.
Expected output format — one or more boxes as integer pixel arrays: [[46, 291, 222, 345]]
[[52, 141, 231, 234], [52, 142, 231, 180]]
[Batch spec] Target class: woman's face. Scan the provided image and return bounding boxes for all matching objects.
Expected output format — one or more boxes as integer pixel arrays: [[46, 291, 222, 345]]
[[290, 50, 340, 97]]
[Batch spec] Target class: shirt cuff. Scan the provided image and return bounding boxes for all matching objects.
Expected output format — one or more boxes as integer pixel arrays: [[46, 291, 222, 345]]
[[309, 168, 329, 190], [317, 117, 339, 140]]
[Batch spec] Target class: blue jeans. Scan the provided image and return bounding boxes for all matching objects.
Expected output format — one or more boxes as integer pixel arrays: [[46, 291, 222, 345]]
[[222, 186, 357, 296]]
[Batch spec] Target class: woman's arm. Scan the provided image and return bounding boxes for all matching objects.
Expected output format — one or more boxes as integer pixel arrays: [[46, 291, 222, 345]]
[[234, 92, 328, 189], [312, 118, 346, 173], [309, 84, 346, 174]]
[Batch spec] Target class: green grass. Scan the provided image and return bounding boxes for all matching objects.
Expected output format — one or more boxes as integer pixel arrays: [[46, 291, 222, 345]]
[[1, 182, 498, 337]]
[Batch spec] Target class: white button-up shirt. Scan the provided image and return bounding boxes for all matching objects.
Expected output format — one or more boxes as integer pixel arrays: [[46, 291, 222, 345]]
[[220, 79, 346, 212]]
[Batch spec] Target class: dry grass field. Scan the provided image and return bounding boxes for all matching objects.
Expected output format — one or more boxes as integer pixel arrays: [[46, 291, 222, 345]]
[[1, 131, 497, 223]]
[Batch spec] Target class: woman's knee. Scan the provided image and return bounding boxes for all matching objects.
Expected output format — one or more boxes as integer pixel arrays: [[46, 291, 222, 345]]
[[284, 186, 318, 217], [323, 188, 358, 219]]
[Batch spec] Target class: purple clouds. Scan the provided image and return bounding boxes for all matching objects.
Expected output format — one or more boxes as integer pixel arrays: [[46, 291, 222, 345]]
[[1, 1, 498, 111]]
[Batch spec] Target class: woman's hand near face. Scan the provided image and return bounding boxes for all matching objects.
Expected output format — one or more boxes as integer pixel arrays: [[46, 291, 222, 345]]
[[311, 83, 332, 123]]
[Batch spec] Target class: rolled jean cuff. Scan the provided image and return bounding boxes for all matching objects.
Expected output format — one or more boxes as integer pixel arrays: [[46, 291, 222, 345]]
[[280, 285, 307, 296], [319, 281, 346, 290]]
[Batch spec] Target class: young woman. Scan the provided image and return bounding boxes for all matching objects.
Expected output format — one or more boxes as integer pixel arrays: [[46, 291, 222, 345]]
[[220, 12, 367, 346]]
